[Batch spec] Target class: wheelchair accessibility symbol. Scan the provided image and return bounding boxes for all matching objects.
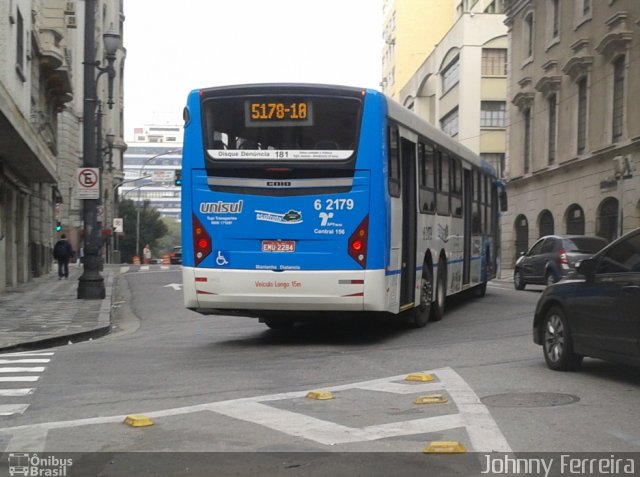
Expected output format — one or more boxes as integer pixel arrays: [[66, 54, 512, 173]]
[[216, 251, 229, 266]]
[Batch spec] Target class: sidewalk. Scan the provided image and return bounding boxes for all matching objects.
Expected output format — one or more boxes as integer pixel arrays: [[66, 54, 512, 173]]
[[0, 264, 116, 353]]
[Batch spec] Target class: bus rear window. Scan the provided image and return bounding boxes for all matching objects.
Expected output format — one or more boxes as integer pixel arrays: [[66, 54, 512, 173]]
[[202, 95, 362, 162]]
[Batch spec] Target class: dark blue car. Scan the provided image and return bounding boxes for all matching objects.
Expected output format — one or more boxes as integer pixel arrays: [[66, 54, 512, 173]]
[[533, 228, 640, 370]]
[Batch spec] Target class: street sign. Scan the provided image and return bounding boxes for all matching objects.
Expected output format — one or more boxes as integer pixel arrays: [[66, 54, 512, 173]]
[[77, 167, 100, 199], [113, 217, 124, 233]]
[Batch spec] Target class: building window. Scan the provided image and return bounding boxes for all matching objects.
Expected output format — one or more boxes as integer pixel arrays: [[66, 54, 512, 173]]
[[16, 9, 24, 77], [548, 94, 557, 164], [515, 215, 529, 260], [484, 0, 505, 14], [566, 204, 585, 235], [481, 101, 506, 127], [550, 0, 560, 39], [523, 108, 531, 173], [577, 77, 588, 154], [596, 197, 618, 242], [482, 49, 507, 75], [481, 153, 505, 179], [612, 55, 625, 142], [442, 57, 460, 94], [524, 13, 534, 59], [440, 108, 459, 137], [539, 210, 555, 237], [582, 0, 591, 16]]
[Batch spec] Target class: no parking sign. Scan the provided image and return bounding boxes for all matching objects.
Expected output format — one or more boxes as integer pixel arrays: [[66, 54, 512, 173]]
[[77, 167, 100, 199]]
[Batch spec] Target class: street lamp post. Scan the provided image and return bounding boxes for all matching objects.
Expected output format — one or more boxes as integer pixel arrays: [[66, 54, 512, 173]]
[[78, 1, 121, 299]]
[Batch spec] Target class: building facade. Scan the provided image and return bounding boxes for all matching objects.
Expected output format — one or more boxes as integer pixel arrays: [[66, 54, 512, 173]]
[[382, 0, 456, 99], [120, 126, 183, 222], [502, 0, 640, 272], [399, 2, 508, 178], [0, 0, 125, 292]]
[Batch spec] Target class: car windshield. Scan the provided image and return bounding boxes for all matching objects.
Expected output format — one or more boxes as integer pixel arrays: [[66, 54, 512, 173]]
[[563, 237, 607, 254]]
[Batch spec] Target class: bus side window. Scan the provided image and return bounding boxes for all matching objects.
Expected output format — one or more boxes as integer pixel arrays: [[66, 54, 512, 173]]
[[418, 141, 436, 213], [471, 170, 481, 233], [477, 171, 484, 233], [437, 150, 450, 216], [388, 125, 401, 197], [450, 157, 462, 217]]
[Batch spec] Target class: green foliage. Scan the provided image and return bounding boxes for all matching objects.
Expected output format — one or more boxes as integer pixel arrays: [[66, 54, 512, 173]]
[[156, 217, 182, 255], [116, 199, 169, 263]]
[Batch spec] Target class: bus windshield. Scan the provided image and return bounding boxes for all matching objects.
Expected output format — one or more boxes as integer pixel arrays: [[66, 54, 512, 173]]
[[202, 95, 362, 162]]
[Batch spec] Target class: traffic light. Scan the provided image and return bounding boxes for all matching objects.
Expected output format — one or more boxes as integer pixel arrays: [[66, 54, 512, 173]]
[[174, 169, 182, 186], [55, 221, 62, 232]]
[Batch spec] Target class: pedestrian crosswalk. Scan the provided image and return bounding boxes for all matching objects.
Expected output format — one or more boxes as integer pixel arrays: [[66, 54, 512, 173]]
[[0, 351, 54, 417]]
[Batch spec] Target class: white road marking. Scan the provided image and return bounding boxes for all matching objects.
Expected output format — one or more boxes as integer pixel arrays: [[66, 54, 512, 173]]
[[0, 389, 34, 397], [0, 367, 45, 373], [0, 352, 54, 357], [0, 377, 39, 382], [0, 404, 30, 416], [0, 367, 512, 452], [164, 283, 182, 291], [120, 266, 130, 274], [0, 359, 51, 364], [140, 265, 150, 271]]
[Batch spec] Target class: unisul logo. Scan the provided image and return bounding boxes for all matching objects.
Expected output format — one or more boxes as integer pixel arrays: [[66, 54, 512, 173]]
[[7, 453, 73, 476]]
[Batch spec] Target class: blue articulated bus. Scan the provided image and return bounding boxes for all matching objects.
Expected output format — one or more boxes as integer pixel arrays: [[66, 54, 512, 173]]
[[181, 83, 506, 328]]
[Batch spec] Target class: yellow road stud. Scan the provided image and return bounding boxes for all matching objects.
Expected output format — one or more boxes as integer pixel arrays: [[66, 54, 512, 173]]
[[405, 372, 434, 382], [306, 390, 335, 400], [414, 394, 448, 405], [423, 441, 466, 454], [123, 415, 154, 427]]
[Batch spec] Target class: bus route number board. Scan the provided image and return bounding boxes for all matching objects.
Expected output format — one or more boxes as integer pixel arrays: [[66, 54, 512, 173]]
[[262, 240, 295, 252]]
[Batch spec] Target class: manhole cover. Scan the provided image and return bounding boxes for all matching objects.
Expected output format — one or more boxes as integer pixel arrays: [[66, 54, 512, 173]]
[[481, 392, 579, 408]]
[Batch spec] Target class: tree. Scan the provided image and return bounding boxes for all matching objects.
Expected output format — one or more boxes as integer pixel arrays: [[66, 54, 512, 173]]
[[117, 199, 168, 263], [156, 217, 181, 255]]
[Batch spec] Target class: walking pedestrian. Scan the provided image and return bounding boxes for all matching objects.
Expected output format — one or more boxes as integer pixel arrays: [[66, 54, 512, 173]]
[[53, 234, 73, 280], [143, 244, 152, 264]]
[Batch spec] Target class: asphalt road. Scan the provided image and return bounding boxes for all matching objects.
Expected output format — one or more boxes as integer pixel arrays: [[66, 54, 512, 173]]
[[1, 268, 639, 475]]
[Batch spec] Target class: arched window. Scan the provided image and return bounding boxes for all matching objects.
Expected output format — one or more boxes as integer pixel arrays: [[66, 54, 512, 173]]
[[566, 204, 585, 235], [596, 197, 618, 243], [515, 215, 529, 262], [538, 210, 554, 237]]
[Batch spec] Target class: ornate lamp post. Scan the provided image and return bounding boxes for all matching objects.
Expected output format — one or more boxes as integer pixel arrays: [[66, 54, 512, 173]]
[[78, 1, 121, 299]]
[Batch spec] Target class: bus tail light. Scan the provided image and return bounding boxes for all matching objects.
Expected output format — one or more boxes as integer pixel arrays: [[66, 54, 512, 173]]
[[348, 215, 369, 268], [192, 214, 212, 265]]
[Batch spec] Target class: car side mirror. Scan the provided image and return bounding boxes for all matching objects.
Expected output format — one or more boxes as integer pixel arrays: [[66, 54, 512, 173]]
[[576, 258, 596, 276]]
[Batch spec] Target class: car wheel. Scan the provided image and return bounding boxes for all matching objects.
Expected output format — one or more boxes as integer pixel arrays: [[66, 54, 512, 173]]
[[429, 259, 446, 322], [542, 306, 583, 371], [410, 265, 432, 328], [514, 269, 525, 290]]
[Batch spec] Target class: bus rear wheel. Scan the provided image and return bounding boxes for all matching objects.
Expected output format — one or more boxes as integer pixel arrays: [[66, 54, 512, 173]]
[[429, 259, 446, 322], [410, 265, 432, 328]]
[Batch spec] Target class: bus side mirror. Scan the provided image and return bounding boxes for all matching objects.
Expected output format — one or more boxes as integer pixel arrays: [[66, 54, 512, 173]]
[[499, 189, 508, 212]]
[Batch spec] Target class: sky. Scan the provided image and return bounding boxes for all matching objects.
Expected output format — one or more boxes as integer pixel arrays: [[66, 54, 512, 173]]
[[123, 0, 383, 140]]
